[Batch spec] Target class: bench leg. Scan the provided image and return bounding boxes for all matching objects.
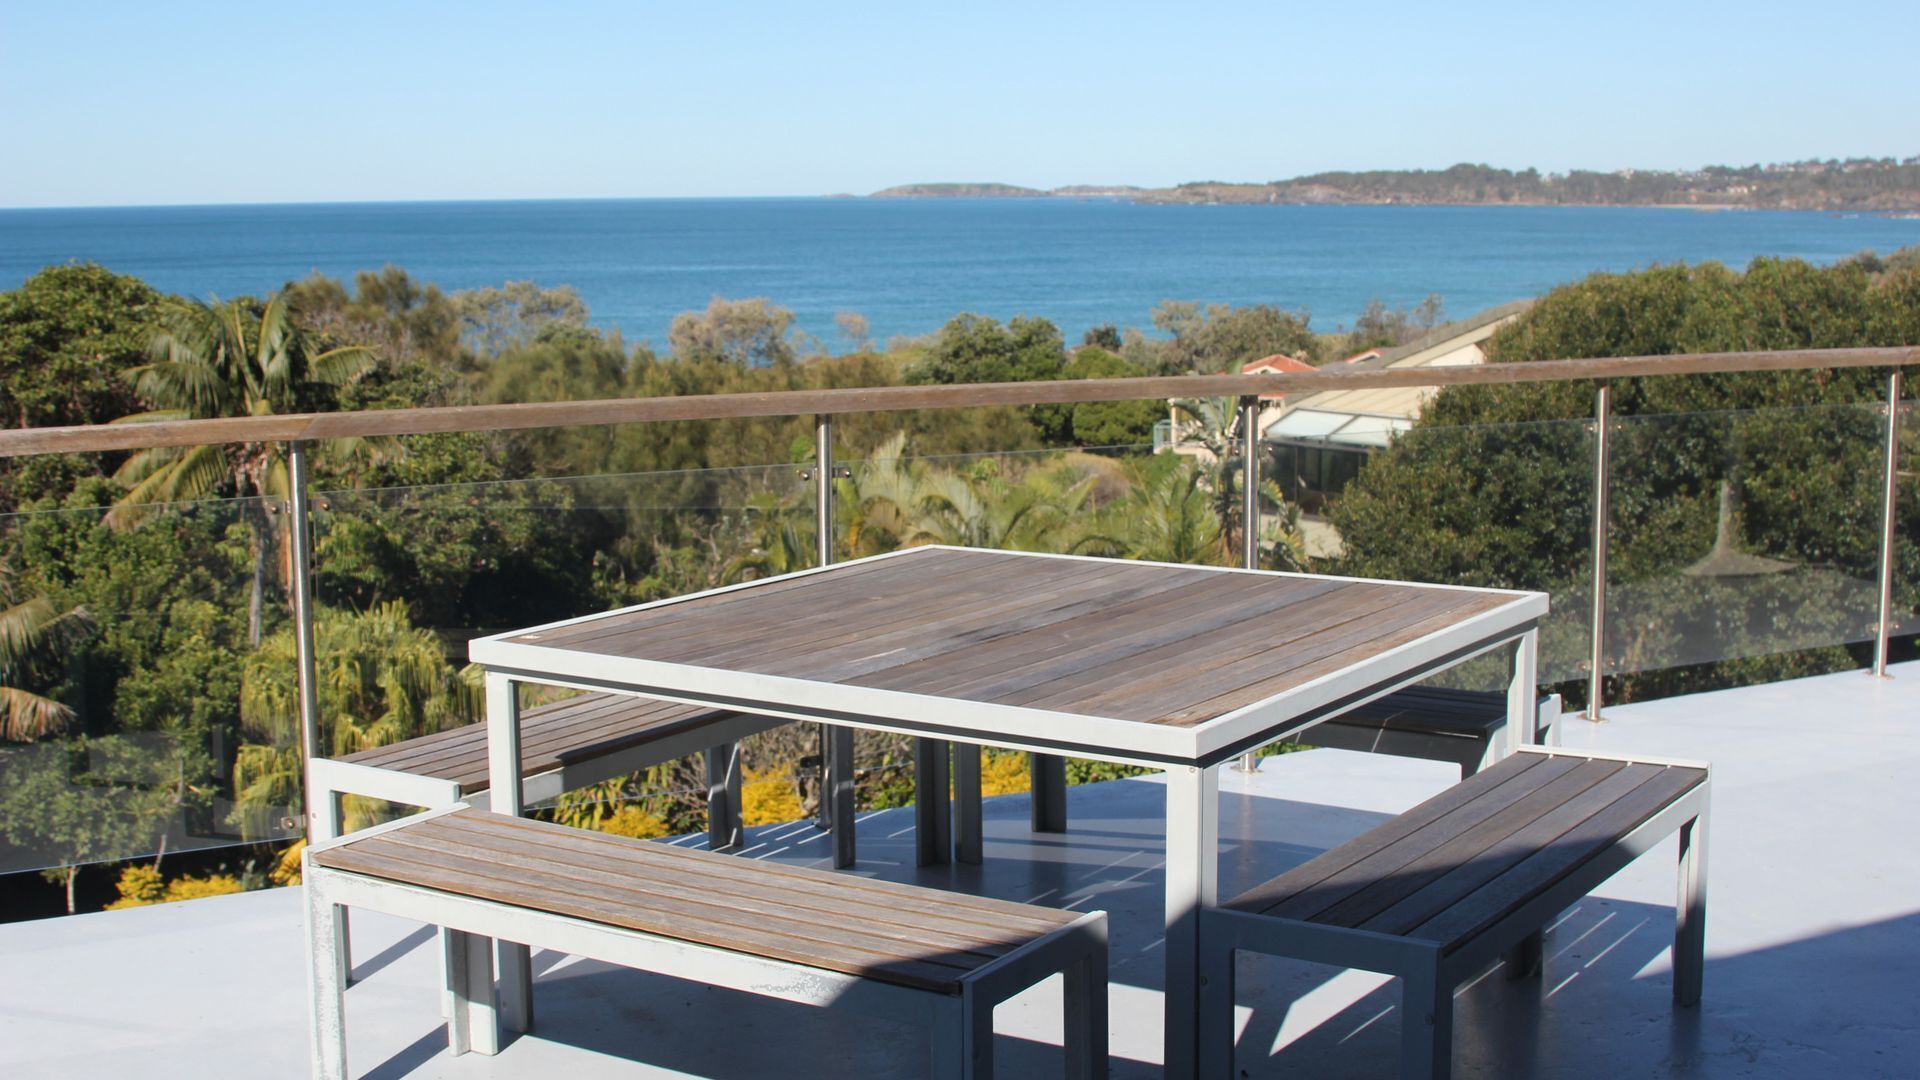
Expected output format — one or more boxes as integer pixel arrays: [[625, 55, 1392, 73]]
[[929, 994, 991, 1080], [955, 743, 983, 865], [1063, 934, 1109, 1080], [310, 787, 355, 988], [706, 741, 744, 850], [497, 941, 533, 1034], [1504, 932, 1544, 979], [445, 929, 501, 1055], [1675, 801, 1709, 1007], [916, 738, 954, 866], [1399, 965, 1452, 1080], [1031, 753, 1068, 833], [305, 884, 348, 1080], [1194, 926, 1236, 1080]]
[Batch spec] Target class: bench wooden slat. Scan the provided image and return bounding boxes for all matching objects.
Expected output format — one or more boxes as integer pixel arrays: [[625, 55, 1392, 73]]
[[419, 812, 1068, 942], [315, 844, 980, 993], [1320, 686, 1509, 738], [339, 693, 748, 794], [1307, 760, 1635, 929], [368, 831, 1023, 967], [310, 809, 1080, 994], [1353, 762, 1662, 936], [1410, 763, 1707, 952], [434, 810, 1072, 937], [1226, 754, 1578, 918]]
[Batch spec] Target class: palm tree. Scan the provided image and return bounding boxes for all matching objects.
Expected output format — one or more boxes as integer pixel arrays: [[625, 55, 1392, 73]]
[[1169, 397, 1308, 568], [231, 601, 477, 837], [723, 490, 815, 582], [1105, 457, 1222, 565], [0, 590, 90, 741], [107, 294, 376, 643]]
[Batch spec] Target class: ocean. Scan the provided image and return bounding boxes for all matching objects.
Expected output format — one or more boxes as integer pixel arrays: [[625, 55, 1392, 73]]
[[3, 197, 1917, 347]]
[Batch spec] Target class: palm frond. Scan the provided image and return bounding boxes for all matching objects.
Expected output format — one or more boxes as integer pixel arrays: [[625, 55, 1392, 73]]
[[1, 686, 76, 741]]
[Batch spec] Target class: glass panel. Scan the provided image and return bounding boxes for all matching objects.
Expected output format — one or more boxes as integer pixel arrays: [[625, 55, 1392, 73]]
[[308, 463, 809, 835], [1604, 402, 1887, 691], [1317, 415, 1596, 695], [1891, 398, 1920, 641], [0, 494, 293, 885]]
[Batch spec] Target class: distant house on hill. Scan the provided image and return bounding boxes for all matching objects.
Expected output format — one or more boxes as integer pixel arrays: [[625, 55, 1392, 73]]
[[1261, 299, 1534, 512]]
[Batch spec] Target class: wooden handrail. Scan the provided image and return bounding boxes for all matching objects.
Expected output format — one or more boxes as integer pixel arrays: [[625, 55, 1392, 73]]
[[1, 345, 1914, 458]]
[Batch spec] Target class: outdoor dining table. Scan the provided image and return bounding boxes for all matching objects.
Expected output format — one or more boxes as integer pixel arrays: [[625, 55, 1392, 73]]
[[468, 545, 1547, 1077]]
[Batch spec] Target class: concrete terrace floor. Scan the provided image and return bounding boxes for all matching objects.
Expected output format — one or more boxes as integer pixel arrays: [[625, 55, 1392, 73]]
[[4, 662, 1915, 1079]]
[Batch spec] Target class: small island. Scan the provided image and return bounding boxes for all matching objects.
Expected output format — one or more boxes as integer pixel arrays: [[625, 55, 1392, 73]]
[[870, 182, 1048, 198]]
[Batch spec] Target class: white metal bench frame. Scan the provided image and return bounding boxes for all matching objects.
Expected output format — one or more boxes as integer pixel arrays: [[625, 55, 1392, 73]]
[[1195, 745, 1709, 1080], [303, 807, 1110, 1080]]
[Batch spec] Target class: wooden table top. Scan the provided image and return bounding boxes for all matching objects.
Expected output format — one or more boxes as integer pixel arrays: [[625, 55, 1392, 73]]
[[481, 549, 1538, 754]]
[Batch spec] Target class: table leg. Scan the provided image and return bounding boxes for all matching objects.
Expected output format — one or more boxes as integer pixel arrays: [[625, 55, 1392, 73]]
[[915, 738, 953, 866], [1162, 763, 1218, 1080], [483, 673, 533, 1033], [828, 725, 857, 868]]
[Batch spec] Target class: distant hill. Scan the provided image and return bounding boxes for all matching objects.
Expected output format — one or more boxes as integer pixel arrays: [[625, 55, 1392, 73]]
[[867, 158, 1920, 211], [870, 183, 1047, 198], [1134, 159, 1920, 212]]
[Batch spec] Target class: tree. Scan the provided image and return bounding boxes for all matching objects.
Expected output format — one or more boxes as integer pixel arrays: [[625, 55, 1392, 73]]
[[1329, 251, 1920, 703], [0, 264, 164, 512], [455, 279, 589, 359], [669, 297, 803, 369], [1151, 301, 1319, 374], [1062, 348, 1161, 448], [106, 293, 377, 644], [910, 313, 1066, 386], [834, 311, 872, 352], [0, 736, 190, 912]]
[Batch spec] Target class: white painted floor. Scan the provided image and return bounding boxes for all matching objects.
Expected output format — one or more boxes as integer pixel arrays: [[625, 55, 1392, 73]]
[[3, 662, 1915, 1078]]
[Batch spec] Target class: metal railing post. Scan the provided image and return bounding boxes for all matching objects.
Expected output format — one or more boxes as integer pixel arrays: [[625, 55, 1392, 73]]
[[812, 416, 856, 865], [1587, 383, 1612, 720], [287, 441, 323, 839], [1236, 395, 1263, 773], [1873, 369, 1905, 678]]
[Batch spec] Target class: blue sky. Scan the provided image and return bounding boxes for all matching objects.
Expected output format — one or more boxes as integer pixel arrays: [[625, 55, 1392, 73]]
[[1, 1, 1913, 208]]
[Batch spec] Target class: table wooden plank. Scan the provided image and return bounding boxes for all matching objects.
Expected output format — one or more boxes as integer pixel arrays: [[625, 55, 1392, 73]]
[[861, 576, 1350, 705]]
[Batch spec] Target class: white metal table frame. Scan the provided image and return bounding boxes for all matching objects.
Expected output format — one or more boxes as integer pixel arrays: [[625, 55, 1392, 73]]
[[467, 547, 1547, 1078]]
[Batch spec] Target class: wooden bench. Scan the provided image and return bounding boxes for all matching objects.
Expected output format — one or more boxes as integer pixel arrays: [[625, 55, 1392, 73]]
[[306, 692, 785, 981], [1296, 688, 1563, 778], [1196, 746, 1709, 1080], [923, 690, 1559, 867], [303, 806, 1109, 1079]]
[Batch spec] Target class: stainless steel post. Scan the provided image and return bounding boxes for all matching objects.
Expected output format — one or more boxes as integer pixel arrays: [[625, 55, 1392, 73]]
[[1236, 396, 1262, 773], [1240, 395, 1260, 571], [1873, 369, 1904, 678], [1588, 383, 1612, 720], [288, 441, 323, 838], [814, 416, 833, 569], [814, 416, 856, 865]]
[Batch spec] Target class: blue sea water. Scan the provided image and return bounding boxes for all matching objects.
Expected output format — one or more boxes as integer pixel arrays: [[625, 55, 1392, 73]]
[[3, 198, 1917, 347]]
